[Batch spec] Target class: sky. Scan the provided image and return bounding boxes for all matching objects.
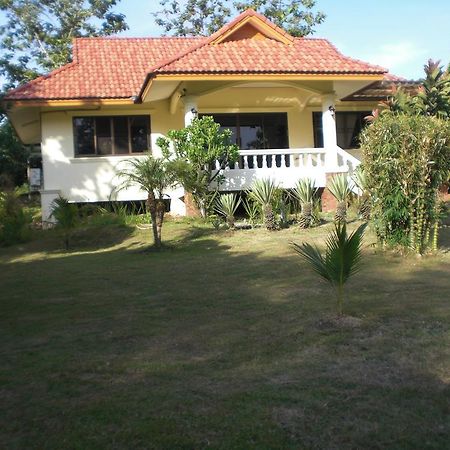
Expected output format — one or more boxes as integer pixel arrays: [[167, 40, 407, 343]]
[[118, 0, 450, 80], [0, 0, 449, 81]]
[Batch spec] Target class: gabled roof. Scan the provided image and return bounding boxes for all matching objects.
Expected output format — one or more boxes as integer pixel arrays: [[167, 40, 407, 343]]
[[4, 9, 387, 102]]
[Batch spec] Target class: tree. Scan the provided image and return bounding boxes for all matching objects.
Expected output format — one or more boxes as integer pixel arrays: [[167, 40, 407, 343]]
[[292, 177, 316, 228], [0, 119, 30, 187], [157, 116, 239, 218], [0, 0, 128, 188], [154, 0, 325, 37], [0, 0, 128, 88], [293, 222, 367, 317], [116, 155, 177, 249], [361, 114, 450, 253], [248, 178, 278, 230]]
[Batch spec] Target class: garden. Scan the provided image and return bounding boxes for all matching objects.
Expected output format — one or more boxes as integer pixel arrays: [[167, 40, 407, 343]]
[[1, 61, 450, 449]]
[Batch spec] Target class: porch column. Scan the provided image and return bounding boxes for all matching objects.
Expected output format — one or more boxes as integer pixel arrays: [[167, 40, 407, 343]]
[[322, 92, 338, 169], [183, 95, 198, 127]]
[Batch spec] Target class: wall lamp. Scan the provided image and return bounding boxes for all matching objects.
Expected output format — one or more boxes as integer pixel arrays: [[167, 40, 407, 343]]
[[328, 105, 336, 118]]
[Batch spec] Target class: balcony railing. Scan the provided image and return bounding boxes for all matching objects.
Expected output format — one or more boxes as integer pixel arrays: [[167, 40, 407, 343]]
[[216, 147, 360, 191]]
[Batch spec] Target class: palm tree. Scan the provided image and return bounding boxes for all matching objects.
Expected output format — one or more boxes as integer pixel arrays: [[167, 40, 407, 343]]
[[248, 178, 278, 230], [328, 174, 351, 223], [116, 155, 177, 249], [215, 193, 241, 228], [293, 178, 317, 228], [293, 222, 367, 316], [50, 195, 78, 250]]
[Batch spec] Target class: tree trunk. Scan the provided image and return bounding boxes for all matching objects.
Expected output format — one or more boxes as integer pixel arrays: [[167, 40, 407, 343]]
[[156, 200, 166, 244], [147, 192, 160, 249]]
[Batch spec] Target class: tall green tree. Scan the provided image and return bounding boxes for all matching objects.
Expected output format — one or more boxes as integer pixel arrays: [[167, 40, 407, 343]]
[[154, 0, 325, 37], [157, 116, 239, 218], [0, 0, 128, 187], [0, 0, 128, 88]]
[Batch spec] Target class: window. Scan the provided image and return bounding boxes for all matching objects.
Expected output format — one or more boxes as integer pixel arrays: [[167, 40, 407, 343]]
[[73, 115, 150, 156], [312, 111, 371, 149], [205, 113, 289, 149]]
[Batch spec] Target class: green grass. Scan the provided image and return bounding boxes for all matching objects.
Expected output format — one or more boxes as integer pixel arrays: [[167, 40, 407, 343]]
[[1, 218, 450, 449]]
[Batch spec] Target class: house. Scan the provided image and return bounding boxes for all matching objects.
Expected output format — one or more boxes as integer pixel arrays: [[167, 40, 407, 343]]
[[3, 9, 398, 222]]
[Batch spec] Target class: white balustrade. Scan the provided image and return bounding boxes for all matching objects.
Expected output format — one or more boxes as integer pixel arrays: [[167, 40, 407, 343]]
[[215, 147, 360, 191]]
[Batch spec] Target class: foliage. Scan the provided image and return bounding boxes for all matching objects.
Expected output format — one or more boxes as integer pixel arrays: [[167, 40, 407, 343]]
[[415, 59, 450, 118], [242, 197, 260, 226], [157, 116, 239, 218], [361, 113, 450, 253], [0, 119, 30, 187], [327, 174, 351, 223], [292, 177, 317, 228], [116, 155, 177, 249], [379, 59, 450, 120], [0, 0, 128, 88], [215, 193, 241, 229], [293, 222, 367, 316], [50, 195, 78, 250], [0, 188, 31, 245], [248, 178, 278, 230], [154, 0, 325, 37], [272, 187, 290, 228], [352, 167, 371, 221]]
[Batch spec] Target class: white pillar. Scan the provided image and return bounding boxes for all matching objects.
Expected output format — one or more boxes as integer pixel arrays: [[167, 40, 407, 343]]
[[322, 92, 338, 169], [183, 95, 198, 127]]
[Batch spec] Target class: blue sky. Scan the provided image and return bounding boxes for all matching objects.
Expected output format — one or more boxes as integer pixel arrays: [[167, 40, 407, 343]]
[[0, 0, 449, 80], [119, 0, 450, 80]]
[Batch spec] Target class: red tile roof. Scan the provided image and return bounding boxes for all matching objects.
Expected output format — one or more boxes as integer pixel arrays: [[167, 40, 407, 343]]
[[4, 9, 387, 101]]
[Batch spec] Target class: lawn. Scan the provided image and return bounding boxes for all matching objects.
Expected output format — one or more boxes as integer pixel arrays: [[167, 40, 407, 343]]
[[1, 218, 450, 449]]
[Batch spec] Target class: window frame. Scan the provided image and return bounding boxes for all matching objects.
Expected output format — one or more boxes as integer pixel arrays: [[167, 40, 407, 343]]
[[202, 112, 290, 150], [73, 115, 151, 157]]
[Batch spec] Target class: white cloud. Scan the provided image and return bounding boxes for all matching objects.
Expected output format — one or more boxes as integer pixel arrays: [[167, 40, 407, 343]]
[[366, 41, 428, 78]]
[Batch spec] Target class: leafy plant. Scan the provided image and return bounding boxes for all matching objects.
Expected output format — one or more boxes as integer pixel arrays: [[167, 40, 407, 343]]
[[50, 196, 78, 250], [248, 178, 278, 230], [327, 174, 351, 223], [361, 113, 450, 253], [215, 193, 241, 228], [116, 155, 177, 249], [157, 116, 239, 218], [242, 197, 260, 226], [0, 190, 31, 246], [352, 168, 371, 221], [293, 178, 317, 228], [293, 222, 367, 316]]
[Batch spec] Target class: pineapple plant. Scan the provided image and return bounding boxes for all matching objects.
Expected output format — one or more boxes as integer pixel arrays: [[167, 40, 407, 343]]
[[248, 179, 278, 230], [215, 193, 241, 228], [293, 178, 317, 228], [327, 174, 351, 223], [352, 168, 371, 221]]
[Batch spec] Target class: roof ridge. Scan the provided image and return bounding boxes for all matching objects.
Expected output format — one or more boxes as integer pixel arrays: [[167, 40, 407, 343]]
[[74, 36, 204, 41]]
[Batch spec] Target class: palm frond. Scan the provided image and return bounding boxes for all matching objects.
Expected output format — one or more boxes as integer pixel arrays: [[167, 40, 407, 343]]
[[328, 174, 351, 202], [292, 178, 316, 204], [248, 178, 277, 207]]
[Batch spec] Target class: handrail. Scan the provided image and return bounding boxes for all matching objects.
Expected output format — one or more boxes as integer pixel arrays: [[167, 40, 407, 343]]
[[238, 148, 326, 156]]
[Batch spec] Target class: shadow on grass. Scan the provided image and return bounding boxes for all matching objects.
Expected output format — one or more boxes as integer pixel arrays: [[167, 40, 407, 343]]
[[1, 221, 449, 448]]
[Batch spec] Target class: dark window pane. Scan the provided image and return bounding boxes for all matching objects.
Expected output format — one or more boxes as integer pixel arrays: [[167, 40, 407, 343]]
[[239, 114, 265, 149], [313, 112, 323, 148], [113, 116, 129, 154], [130, 116, 149, 152], [261, 114, 289, 149], [96, 117, 112, 155], [73, 117, 95, 155], [208, 114, 238, 146]]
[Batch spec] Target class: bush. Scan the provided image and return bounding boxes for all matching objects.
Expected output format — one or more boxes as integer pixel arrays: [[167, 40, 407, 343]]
[[0, 191, 32, 246], [361, 114, 450, 253]]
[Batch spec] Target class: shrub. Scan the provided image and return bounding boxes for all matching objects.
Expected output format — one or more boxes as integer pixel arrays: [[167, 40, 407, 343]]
[[0, 190, 31, 246], [51, 196, 79, 250], [215, 193, 241, 228], [361, 114, 450, 253]]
